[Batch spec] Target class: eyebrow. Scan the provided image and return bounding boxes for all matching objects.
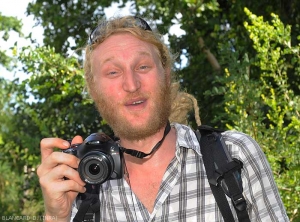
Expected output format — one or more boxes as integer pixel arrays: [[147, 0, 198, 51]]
[[100, 50, 153, 66], [101, 56, 115, 66], [137, 51, 152, 57]]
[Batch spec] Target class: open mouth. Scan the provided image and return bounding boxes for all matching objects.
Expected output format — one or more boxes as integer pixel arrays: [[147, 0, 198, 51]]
[[132, 100, 144, 105], [125, 98, 147, 108]]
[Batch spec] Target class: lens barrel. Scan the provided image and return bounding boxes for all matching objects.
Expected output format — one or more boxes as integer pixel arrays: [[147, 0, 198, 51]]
[[78, 152, 113, 184]]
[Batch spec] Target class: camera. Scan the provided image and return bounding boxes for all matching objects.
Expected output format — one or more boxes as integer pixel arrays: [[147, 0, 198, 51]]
[[63, 133, 123, 185]]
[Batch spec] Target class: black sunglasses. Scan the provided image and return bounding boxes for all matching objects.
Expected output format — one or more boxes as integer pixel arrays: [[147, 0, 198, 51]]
[[88, 16, 152, 45]]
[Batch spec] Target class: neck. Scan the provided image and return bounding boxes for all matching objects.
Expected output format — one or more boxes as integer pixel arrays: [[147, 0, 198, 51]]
[[120, 123, 176, 165], [120, 123, 167, 152]]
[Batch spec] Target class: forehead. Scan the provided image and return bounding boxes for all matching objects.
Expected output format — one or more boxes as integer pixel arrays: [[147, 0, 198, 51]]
[[91, 33, 160, 60]]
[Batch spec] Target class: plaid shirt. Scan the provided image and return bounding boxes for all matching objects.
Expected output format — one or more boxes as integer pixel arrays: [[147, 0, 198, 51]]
[[71, 123, 289, 221]]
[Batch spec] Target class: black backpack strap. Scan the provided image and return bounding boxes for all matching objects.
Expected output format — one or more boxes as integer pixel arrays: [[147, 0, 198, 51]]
[[73, 184, 100, 222], [195, 125, 250, 222]]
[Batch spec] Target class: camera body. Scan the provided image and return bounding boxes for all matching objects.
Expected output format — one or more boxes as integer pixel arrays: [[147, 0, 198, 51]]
[[63, 133, 123, 185]]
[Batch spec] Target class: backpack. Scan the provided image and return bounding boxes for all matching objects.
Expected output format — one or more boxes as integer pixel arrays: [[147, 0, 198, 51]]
[[195, 125, 250, 222]]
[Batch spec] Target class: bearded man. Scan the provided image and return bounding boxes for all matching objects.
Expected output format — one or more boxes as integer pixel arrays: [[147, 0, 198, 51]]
[[37, 16, 289, 222]]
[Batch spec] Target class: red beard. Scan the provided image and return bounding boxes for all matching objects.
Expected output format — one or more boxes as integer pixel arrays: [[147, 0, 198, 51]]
[[92, 78, 171, 141]]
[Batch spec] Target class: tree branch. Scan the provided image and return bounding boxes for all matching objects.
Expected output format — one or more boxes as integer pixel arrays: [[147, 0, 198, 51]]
[[198, 37, 221, 72]]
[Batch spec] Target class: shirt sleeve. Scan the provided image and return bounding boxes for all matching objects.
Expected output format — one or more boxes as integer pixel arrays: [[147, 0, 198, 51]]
[[223, 131, 290, 222], [70, 200, 78, 221]]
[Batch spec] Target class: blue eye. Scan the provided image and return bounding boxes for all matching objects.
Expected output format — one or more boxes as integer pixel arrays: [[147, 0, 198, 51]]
[[139, 65, 151, 71], [106, 70, 121, 78], [108, 71, 117, 75]]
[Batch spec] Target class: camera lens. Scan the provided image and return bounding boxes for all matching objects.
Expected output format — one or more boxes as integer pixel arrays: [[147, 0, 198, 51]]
[[78, 152, 113, 184], [89, 163, 100, 175]]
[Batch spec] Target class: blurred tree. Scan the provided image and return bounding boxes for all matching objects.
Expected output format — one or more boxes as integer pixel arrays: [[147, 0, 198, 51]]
[[26, 0, 122, 55], [0, 12, 22, 69], [1, 45, 111, 217], [0, 12, 24, 216]]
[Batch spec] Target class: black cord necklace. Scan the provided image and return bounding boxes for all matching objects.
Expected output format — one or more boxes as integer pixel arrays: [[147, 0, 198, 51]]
[[121, 121, 171, 159]]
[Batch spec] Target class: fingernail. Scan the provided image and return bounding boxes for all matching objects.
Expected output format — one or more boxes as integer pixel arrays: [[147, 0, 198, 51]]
[[63, 141, 70, 147]]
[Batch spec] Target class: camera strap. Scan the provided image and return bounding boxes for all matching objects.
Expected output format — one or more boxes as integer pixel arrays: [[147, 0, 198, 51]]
[[195, 125, 250, 222], [121, 121, 171, 158], [73, 185, 100, 222]]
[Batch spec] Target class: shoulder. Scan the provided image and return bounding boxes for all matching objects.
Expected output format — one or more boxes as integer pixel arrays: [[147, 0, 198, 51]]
[[222, 130, 260, 149], [221, 130, 265, 162], [221, 130, 275, 193], [221, 132, 290, 221], [172, 122, 266, 162]]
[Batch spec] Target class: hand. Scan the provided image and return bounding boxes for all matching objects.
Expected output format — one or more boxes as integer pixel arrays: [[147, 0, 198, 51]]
[[37, 136, 86, 221]]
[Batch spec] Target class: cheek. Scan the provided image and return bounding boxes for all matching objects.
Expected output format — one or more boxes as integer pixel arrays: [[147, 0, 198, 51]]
[[108, 88, 123, 102], [93, 79, 123, 101]]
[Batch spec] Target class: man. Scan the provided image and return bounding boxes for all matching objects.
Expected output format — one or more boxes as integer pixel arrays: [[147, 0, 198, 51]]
[[37, 16, 289, 221]]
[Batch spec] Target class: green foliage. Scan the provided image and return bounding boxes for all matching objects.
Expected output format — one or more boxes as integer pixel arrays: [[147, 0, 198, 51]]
[[133, 0, 300, 127], [1, 0, 300, 220], [0, 46, 109, 216], [0, 13, 22, 69], [0, 163, 23, 216], [26, 0, 117, 54], [211, 8, 300, 220], [2, 45, 110, 168], [0, 13, 22, 40]]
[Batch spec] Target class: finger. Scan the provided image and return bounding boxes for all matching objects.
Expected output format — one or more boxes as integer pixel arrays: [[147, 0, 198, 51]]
[[40, 138, 70, 161], [40, 164, 85, 187], [41, 176, 86, 196], [37, 152, 80, 177], [71, 135, 83, 145], [56, 179, 86, 194], [52, 164, 86, 186], [60, 179, 86, 193]]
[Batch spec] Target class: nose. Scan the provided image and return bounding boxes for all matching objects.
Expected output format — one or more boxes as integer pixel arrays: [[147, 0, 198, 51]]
[[122, 70, 141, 92]]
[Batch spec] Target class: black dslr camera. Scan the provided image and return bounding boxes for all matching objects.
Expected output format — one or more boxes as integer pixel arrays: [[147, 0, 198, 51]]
[[63, 133, 123, 185]]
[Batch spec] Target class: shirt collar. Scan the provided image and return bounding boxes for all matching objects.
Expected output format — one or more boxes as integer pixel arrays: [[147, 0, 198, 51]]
[[172, 123, 202, 157]]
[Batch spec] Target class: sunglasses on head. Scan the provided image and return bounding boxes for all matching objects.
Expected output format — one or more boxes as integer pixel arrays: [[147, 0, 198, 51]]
[[88, 16, 152, 45]]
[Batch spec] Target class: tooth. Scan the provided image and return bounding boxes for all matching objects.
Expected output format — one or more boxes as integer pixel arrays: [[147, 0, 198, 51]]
[[133, 100, 143, 105]]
